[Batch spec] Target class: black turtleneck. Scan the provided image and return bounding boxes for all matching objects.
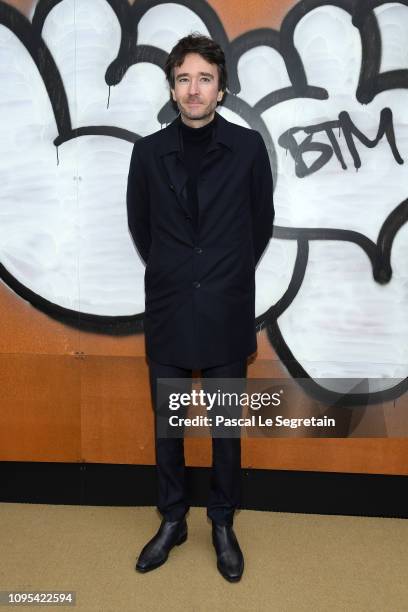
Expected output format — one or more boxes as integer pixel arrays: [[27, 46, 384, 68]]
[[179, 113, 217, 231]]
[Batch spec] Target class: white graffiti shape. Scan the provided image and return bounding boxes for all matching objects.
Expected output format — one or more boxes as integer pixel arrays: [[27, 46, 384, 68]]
[[245, 2, 408, 392], [0, 0, 255, 323]]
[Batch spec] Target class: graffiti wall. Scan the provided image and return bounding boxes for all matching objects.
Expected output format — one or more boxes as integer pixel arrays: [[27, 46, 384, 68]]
[[1, 0, 408, 466]]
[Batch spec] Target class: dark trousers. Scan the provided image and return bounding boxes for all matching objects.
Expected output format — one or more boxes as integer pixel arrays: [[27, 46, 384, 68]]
[[148, 358, 248, 526]]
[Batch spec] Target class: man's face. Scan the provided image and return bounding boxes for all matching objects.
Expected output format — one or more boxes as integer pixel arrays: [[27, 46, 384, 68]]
[[171, 52, 224, 127]]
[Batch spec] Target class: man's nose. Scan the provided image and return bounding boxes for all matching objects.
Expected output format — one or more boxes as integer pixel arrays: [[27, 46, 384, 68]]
[[188, 78, 199, 95]]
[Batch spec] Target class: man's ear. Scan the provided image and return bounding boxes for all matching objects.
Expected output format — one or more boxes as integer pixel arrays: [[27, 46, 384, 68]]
[[171, 88, 176, 101], [217, 90, 224, 103]]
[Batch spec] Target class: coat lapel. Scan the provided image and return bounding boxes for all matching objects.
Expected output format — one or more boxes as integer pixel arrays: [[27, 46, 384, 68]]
[[161, 154, 189, 212], [157, 118, 190, 217], [197, 114, 234, 218], [157, 112, 235, 221]]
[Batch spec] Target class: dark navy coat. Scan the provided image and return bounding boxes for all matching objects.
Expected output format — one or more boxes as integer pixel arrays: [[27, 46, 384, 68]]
[[126, 112, 274, 369]]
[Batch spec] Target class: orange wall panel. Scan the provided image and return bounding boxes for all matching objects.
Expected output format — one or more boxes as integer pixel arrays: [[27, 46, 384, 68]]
[[0, 353, 81, 461]]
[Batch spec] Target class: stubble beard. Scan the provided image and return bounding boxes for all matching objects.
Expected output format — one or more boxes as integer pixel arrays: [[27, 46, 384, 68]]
[[178, 99, 217, 124]]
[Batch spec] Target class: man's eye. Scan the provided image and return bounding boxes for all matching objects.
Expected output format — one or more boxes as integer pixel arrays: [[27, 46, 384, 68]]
[[201, 77, 210, 82]]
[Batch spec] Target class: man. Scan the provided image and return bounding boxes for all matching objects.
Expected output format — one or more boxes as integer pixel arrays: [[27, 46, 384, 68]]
[[127, 33, 274, 582]]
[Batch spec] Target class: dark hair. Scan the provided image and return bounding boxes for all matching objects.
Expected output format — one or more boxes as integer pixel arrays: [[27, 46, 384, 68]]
[[164, 33, 228, 92]]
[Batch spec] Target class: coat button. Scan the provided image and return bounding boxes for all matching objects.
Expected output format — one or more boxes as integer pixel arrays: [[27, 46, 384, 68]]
[[193, 281, 201, 289], [194, 247, 203, 254], [185, 214, 191, 221], [169, 183, 175, 191]]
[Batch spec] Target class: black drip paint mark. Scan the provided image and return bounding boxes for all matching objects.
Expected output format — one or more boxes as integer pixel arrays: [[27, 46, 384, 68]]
[[55, 145, 59, 166], [107, 85, 111, 109]]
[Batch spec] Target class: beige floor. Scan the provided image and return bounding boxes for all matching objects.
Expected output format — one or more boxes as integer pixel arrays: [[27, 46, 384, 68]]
[[0, 503, 407, 611]]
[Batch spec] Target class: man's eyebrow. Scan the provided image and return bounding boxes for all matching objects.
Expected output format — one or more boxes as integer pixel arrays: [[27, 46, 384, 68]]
[[175, 72, 214, 79]]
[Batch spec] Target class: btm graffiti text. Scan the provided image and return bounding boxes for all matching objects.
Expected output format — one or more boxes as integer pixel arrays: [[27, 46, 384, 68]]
[[279, 107, 403, 178]]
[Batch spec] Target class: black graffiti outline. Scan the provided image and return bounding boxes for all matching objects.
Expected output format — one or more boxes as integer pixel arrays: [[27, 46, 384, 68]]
[[353, 0, 408, 103], [262, 231, 408, 405], [0, 0, 407, 403], [0, 0, 341, 329], [31, 0, 408, 292], [0, 1, 146, 331], [267, 320, 408, 407], [0, 2, 71, 135], [0, 0, 278, 333], [256, 238, 309, 331], [274, 194, 408, 286], [262, 0, 408, 404]]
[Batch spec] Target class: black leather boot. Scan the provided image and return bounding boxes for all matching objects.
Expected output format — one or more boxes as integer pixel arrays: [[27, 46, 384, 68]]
[[212, 522, 244, 582], [135, 518, 187, 573]]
